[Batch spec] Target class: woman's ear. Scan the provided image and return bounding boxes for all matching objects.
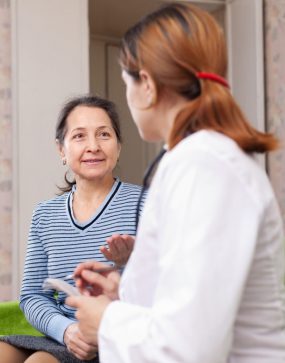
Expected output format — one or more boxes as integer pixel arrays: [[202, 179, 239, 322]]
[[139, 69, 157, 107], [56, 139, 65, 160], [117, 141, 122, 162], [117, 142, 122, 160]]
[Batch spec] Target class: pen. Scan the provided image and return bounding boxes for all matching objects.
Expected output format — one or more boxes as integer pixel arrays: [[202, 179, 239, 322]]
[[65, 265, 119, 280]]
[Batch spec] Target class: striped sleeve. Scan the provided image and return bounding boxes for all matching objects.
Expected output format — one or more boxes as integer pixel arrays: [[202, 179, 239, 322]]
[[19, 205, 75, 344]]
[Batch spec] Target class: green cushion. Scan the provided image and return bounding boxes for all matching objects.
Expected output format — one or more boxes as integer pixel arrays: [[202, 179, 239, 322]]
[[0, 301, 43, 336]]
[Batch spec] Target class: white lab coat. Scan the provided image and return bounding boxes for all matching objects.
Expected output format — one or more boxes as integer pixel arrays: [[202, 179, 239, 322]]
[[99, 130, 285, 363]]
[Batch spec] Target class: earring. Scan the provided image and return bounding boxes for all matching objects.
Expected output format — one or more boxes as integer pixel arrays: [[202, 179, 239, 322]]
[[62, 158, 66, 166]]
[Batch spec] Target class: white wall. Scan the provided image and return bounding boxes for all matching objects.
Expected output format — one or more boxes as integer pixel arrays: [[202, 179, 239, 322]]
[[226, 0, 265, 166], [11, 0, 89, 296], [227, 0, 265, 132]]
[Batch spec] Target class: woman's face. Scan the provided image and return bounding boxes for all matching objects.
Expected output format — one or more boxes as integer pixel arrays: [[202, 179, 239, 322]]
[[59, 105, 121, 183], [122, 70, 163, 142]]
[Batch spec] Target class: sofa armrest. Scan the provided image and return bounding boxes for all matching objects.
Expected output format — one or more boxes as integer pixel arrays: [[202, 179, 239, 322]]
[[0, 301, 43, 336]]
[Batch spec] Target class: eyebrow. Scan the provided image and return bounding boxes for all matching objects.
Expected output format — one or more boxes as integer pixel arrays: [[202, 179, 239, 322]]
[[70, 127, 85, 133], [70, 125, 112, 133], [96, 126, 112, 131]]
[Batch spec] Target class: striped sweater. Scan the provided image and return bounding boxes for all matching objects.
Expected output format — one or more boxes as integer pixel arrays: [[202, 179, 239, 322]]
[[20, 179, 144, 344]]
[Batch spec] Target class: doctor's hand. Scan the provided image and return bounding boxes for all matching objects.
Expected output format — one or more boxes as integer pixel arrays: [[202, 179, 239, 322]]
[[100, 234, 135, 267], [65, 295, 111, 348], [73, 260, 120, 300], [63, 322, 98, 361]]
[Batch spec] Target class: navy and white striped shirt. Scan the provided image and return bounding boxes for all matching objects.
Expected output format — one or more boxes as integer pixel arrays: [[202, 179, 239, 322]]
[[20, 179, 144, 344]]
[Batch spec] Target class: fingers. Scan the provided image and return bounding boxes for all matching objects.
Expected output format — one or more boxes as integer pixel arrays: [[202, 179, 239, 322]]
[[81, 269, 117, 295], [108, 239, 121, 255], [64, 322, 98, 361], [73, 270, 120, 301], [121, 234, 135, 250], [68, 341, 98, 361], [121, 234, 135, 242], [75, 270, 116, 298], [119, 239, 132, 255], [100, 234, 135, 266], [69, 338, 98, 360], [114, 234, 135, 254], [77, 329, 98, 349], [108, 238, 128, 262], [107, 235, 126, 254], [73, 260, 113, 294], [100, 245, 114, 261], [73, 260, 109, 278], [66, 296, 81, 309]]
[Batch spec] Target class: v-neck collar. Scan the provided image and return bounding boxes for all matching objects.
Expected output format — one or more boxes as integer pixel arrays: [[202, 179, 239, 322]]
[[67, 179, 122, 231]]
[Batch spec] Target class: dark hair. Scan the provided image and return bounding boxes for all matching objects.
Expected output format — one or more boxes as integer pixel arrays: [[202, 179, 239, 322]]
[[56, 95, 122, 193], [119, 2, 278, 153]]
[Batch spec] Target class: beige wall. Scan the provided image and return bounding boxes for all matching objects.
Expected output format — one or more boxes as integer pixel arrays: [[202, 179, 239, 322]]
[[0, 0, 12, 300], [265, 0, 285, 229]]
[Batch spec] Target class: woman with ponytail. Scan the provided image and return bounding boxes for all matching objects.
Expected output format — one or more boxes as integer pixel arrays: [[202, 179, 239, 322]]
[[67, 3, 285, 363]]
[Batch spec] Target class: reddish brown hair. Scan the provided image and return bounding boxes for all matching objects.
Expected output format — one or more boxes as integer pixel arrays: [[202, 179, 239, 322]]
[[119, 2, 278, 153]]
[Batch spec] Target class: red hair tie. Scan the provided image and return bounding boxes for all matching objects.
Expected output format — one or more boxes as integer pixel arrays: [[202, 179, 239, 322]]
[[196, 72, 230, 89]]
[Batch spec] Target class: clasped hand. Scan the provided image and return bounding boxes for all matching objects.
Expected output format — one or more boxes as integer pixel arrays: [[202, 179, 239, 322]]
[[64, 322, 98, 361]]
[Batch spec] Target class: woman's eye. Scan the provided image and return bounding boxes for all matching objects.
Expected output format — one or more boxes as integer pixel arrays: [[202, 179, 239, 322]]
[[98, 131, 111, 139], [73, 133, 84, 139]]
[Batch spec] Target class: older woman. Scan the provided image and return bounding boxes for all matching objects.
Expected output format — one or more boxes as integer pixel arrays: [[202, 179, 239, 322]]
[[0, 95, 143, 363]]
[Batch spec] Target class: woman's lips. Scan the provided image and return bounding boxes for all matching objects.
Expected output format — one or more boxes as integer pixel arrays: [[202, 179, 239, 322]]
[[82, 158, 104, 164]]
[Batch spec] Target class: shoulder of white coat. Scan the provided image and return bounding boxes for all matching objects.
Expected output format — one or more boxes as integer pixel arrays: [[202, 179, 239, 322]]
[[159, 130, 276, 211]]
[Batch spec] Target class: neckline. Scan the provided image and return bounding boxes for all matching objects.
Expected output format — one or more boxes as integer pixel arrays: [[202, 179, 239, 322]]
[[67, 178, 122, 231]]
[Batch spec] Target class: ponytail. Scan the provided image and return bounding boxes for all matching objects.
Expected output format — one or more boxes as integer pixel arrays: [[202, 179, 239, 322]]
[[169, 81, 278, 153]]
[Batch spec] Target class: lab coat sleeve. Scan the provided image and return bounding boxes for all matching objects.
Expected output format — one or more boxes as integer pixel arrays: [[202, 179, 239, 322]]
[[98, 147, 263, 363]]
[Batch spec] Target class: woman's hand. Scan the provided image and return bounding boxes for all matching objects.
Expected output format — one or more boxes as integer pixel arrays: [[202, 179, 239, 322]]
[[73, 260, 121, 300], [63, 322, 98, 360], [65, 261, 119, 352], [100, 234, 135, 267], [65, 295, 111, 348]]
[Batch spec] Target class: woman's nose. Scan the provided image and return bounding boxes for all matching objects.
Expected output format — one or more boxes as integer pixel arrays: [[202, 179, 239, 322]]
[[86, 137, 100, 151]]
